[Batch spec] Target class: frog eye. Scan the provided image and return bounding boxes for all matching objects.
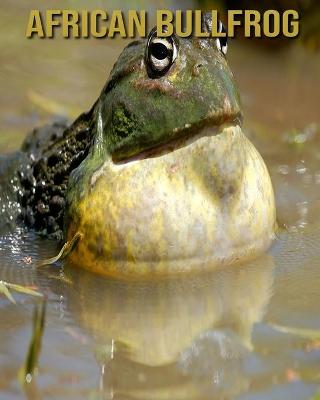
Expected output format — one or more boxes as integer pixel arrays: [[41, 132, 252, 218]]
[[145, 28, 178, 78], [215, 21, 228, 55]]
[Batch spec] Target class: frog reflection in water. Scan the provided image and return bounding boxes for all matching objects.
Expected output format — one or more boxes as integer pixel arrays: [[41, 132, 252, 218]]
[[0, 14, 276, 276], [62, 254, 274, 399]]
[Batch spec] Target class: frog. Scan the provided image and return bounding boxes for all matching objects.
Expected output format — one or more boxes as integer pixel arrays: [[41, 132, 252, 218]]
[[0, 13, 276, 277]]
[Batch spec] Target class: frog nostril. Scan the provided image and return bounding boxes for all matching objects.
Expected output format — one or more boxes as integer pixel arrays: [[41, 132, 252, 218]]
[[192, 63, 203, 77]]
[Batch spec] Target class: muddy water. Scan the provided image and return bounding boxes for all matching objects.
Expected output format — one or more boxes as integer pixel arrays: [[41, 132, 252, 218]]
[[1, 0, 320, 399]]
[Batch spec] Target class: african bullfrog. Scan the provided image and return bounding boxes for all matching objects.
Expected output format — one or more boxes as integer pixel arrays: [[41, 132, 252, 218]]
[[0, 13, 276, 276]]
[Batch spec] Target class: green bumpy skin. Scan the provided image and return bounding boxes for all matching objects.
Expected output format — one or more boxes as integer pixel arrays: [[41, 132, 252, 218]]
[[65, 17, 276, 277]]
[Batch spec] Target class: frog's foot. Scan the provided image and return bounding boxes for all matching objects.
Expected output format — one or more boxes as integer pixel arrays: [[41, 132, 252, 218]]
[[0, 280, 43, 304], [36, 231, 83, 267]]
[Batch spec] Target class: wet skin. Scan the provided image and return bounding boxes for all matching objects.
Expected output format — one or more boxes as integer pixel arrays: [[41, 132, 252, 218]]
[[1, 14, 276, 276]]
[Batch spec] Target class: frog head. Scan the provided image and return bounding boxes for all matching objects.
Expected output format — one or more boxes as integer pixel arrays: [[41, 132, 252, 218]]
[[96, 17, 241, 161]]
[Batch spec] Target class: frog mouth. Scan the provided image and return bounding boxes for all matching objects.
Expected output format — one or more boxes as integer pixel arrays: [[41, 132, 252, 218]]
[[113, 114, 242, 164]]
